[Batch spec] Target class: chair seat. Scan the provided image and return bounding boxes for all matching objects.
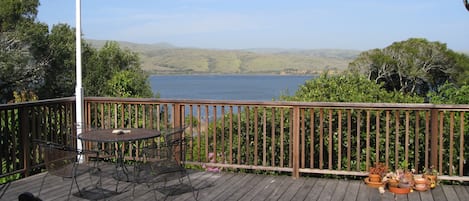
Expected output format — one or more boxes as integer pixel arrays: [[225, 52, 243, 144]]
[[135, 160, 185, 183]]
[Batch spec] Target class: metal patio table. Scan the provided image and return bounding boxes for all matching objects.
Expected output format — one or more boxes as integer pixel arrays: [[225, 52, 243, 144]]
[[78, 128, 161, 191]]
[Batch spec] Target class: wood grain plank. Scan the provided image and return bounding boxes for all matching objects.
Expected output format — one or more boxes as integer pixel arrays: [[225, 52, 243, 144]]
[[170, 171, 220, 201], [330, 180, 349, 201], [441, 184, 460, 201], [355, 182, 370, 201], [265, 175, 296, 200], [252, 175, 306, 200], [453, 185, 469, 201], [419, 189, 435, 201], [431, 185, 448, 201], [237, 175, 281, 201], [212, 174, 256, 200], [305, 178, 328, 201], [226, 174, 266, 201], [193, 172, 237, 200], [342, 180, 360, 201], [317, 179, 338, 201], [290, 177, 316, 201], [407, 190, 421, 201]]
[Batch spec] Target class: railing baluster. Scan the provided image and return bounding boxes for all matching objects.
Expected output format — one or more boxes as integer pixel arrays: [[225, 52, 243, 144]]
[[460, 112, 465, 177], [449, 112, 454, 176]]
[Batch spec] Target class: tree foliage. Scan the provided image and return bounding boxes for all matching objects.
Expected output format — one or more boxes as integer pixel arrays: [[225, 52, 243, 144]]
[[106, 70, 153, 98], [348, 38, 469, 97], [280, 72, 423, 103], [84, 41, 153, 98], [428, 82, 469, 104], [0, 0, 46, 103], [0, 0, 153, 103], [0, 0, 39, 32], [37, 24, 76, 99]]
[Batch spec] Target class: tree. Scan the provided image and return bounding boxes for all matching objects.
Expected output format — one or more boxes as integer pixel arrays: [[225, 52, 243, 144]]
[[83, 41, 153, 98], [107, 70, 153, 98], [37, 24, 76, 99], [348, 38, 466, 97], [0, 0, 39, 32], [0, 0, 47, 103], [428, 82, 469, 104], [448, 50, 469, 85], [280, 72, 423, 103]]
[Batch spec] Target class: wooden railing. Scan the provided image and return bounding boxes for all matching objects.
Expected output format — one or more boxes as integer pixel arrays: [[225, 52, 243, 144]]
[[0, 97, 76, 182], [85, 97, 469, 181], [1, 97, 468, 182]]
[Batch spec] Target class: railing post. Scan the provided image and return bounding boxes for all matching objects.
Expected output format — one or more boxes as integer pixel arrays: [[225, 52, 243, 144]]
[[172, 103, 184, 128], [430, 108, 438, 169], [19, 107, 31, 177], [292, 106, 300, 178], [172, 103, 184, 163]]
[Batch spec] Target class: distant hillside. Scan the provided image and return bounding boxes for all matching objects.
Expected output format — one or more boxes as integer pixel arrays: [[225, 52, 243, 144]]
[[87, 39, 361, 75]]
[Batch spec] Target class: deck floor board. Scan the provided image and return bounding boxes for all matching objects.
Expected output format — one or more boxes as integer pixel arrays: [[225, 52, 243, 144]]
[[1, 163, 466, 201]]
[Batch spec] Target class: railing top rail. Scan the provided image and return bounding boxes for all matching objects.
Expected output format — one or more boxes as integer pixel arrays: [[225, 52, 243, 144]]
[[83, 96, 469, 110], [2, 96, 468, 111], [0, 97, 76, 109]]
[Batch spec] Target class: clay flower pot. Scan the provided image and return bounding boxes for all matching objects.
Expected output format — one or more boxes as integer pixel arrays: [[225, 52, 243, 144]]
[[389, 186, 411, 194], [424, 174, 437, 189], [387, 179, 399, 188], [369, 174, 381, 182], [413, 177, 429, 191], [398, 182, 412, 188]]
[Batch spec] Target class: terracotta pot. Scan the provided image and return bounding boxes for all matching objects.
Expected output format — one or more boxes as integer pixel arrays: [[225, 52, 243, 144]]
[[414, 184, 428, 192], [388, 179, 399, 188], [364, 178, 384, 188], [424, 174, 437, 189], [424, 174, 437, 182], [368, 174, 381, 182], [414, 177, 429, 185], [389, 186, 411, 194], [398, 182, 412, 188]]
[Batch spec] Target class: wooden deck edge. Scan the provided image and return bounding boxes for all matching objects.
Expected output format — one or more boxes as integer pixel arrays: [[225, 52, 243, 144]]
[[185, 162, 293, 172], [299, 169, 369, 176], [437, 175, 469, 182]]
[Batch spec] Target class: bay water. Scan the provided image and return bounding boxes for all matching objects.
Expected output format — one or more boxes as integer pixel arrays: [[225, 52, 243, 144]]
[[149, 75, 314, 101]]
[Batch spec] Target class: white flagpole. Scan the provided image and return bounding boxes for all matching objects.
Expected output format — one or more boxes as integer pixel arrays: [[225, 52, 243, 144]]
[[75, 0, 84, 154]]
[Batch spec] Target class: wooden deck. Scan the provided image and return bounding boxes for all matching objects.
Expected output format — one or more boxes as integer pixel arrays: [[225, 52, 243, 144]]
[[1, 164, 468, 201]]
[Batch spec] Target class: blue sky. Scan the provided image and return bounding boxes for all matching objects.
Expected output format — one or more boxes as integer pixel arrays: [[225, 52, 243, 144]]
[[37, 0, 469, 51]]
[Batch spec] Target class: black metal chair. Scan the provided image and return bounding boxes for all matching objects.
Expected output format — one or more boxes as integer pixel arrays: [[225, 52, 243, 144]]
[[132, 126, 198, 200], [34, 139, 104, 201]]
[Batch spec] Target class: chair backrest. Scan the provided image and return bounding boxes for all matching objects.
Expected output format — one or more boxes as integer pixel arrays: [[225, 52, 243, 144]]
[[141, 126, 189, 165], [163, 126, 189, 164], [34, 140, 79, 178]]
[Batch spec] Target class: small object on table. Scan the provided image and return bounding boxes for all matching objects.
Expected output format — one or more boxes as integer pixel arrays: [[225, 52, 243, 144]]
[[112, 129, 131, 135]]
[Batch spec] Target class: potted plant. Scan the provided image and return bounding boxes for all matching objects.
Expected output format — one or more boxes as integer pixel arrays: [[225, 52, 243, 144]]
[[382, 171, 399, 187], [367, 162, 387, 182], [413, 175, 429, 191], [386, 160, 413, 194], [423, 166, 438, 189]]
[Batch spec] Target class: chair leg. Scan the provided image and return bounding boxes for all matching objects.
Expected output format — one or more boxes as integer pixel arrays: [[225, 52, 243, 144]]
[[68, 177, 76, 201], [38, 173, 48, 197], [73, 175, 82, 195], [183, 173, 198, 201], [88, 170, 106, 200]]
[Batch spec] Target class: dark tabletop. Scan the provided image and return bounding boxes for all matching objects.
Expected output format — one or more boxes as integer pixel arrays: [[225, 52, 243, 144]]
[[78, 128, 161, 142]]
